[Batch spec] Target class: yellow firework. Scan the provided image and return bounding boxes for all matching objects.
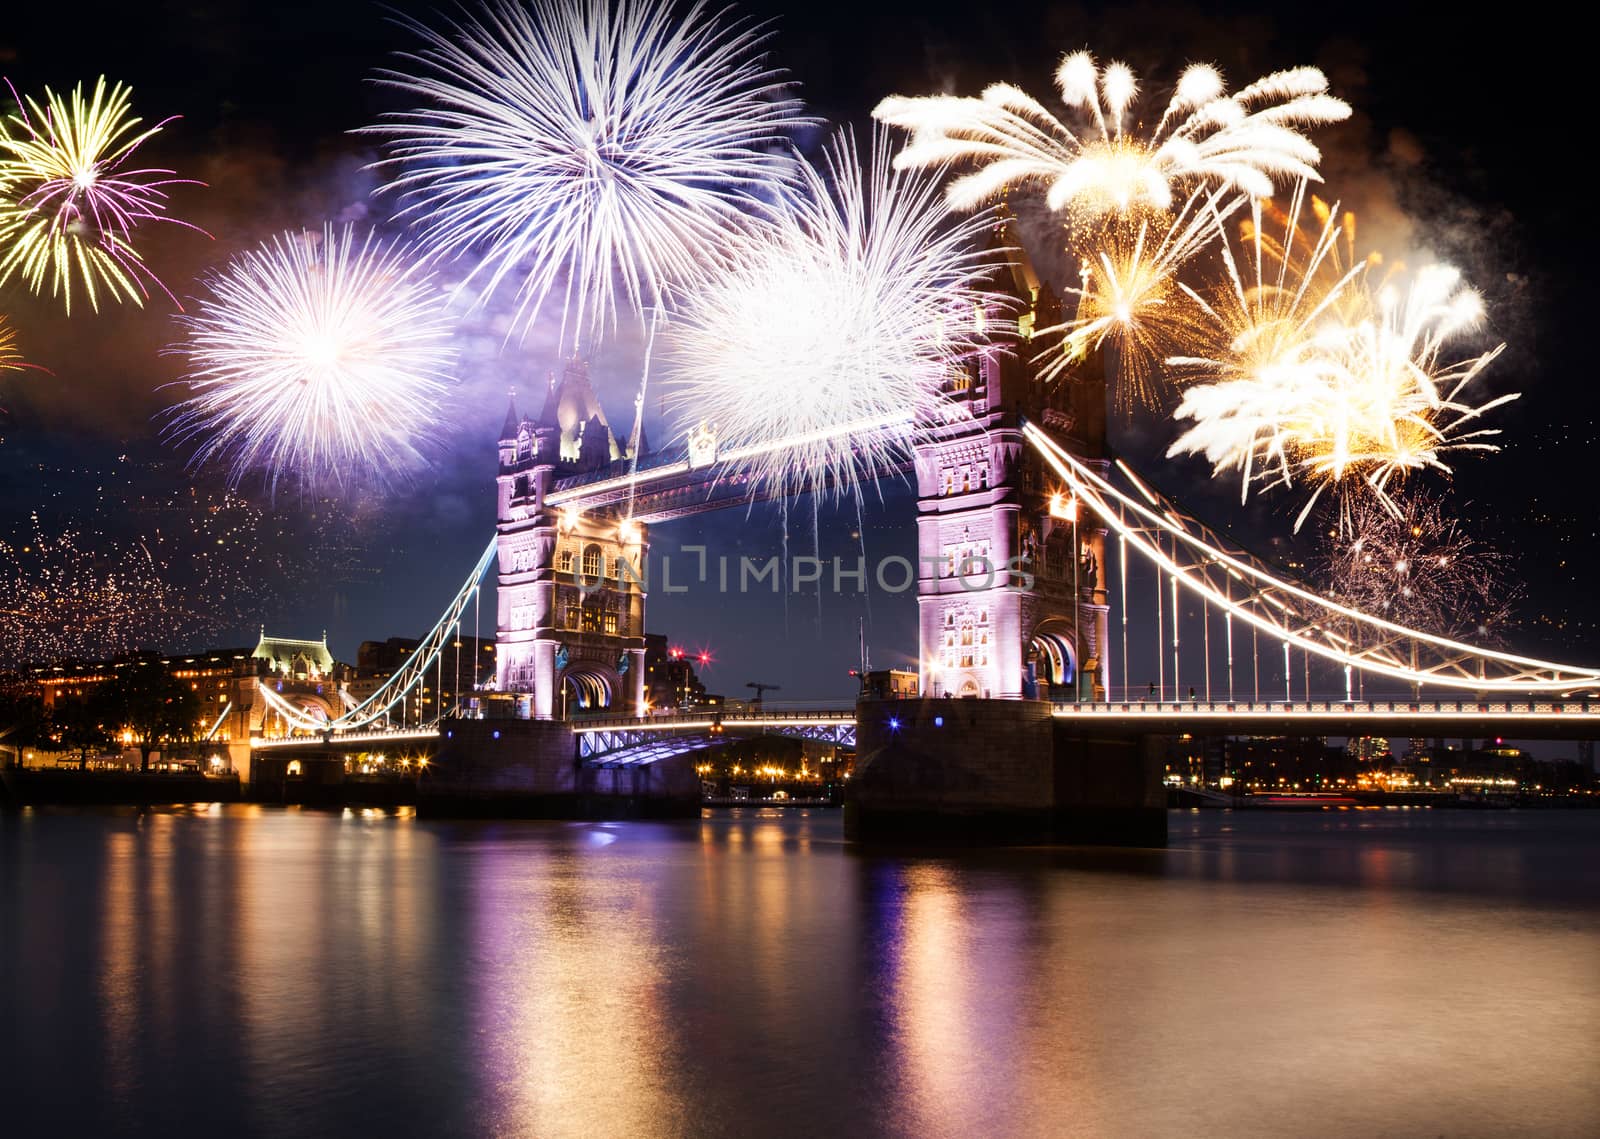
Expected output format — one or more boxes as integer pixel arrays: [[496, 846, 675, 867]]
[[0, 76, 196, 314], [0, 313, 27, 372], [1037, 187, 1236, 414], [1168, 199, 1517, 531]]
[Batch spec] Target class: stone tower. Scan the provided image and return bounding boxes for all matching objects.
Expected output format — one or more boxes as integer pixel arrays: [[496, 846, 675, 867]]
[[494, 359, 648, 719], [914, 227, 1111, 702]]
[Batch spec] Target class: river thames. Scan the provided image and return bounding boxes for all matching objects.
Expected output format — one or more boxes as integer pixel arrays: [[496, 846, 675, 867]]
[[3, 807, 1597, 1138]]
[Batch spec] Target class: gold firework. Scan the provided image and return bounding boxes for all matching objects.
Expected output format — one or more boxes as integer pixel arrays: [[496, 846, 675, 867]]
[[1037, 187, 1235, 414], [1168, 189, 1516, 530]]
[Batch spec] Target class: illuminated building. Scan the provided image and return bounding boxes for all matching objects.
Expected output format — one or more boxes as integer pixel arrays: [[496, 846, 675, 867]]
[[494, 359, 648, 717], [914, 223, 1110, 702]]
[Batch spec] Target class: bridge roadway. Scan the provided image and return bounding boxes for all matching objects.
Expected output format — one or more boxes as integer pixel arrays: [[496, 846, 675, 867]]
[[1047, 698, 1600, 740], [249, 698, 1600, 756], [251, 725, 443, 751]]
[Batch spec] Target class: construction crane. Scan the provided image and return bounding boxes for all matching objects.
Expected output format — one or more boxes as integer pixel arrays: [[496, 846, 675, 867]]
[[746, 682, 780, 709]]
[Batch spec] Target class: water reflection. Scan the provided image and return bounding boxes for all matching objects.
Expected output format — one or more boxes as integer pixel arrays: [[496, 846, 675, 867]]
[[880, 864, 1031, 1139], [2, 807, 1598, 1138], [467, 826, 691, 1138]]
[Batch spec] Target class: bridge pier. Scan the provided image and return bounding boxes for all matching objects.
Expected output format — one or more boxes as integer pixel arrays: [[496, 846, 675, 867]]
[[421, 719, 700, 819], [846, 698, 1166, 847]]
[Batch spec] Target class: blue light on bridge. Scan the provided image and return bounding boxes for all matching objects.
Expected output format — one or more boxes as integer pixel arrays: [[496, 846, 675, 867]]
[[888, 717, 901, 731], [493, 730, 501, 740], [934, 715, 944, 727]]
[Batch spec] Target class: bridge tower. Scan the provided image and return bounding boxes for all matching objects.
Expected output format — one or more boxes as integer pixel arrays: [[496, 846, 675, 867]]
[[915, 224, 1111, 702], [495, 358, 648, 719]]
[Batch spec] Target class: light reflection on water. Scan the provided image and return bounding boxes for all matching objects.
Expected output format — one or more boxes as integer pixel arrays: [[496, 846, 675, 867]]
[[2, 806, 1598, 1138]]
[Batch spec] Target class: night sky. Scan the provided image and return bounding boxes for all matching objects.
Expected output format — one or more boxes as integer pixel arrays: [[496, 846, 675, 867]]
[[2, 1, 1595, 718]]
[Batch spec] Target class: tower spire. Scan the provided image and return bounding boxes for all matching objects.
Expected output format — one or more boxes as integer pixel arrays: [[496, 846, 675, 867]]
[[499, 387, 520, 442]]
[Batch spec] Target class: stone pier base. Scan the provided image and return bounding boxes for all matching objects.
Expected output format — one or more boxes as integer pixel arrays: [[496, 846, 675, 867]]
[[846, 698, 1166, 847], [419, 719, 700, 819]]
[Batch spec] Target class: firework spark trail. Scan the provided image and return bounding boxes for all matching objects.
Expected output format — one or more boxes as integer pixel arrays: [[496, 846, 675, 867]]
[[370, 0, 809, 348], [662, 127, 1005, 502], [0, 76, 202, 314], [0, 312, 39, 373], [1036, 186, 1241, 413], [1164, 185, 1370, 489], [164, 223, 457, 491], [1315, 492, 1520, 644], [873, 52, 1349, 223], [1167, 237, 1517, 530]]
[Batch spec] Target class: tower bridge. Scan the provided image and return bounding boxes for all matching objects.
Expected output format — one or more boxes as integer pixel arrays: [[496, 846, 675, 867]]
[[260, 238, 1600, 840]]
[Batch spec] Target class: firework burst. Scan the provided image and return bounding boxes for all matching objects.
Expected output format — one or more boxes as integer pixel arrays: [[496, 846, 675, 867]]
[[164, 223, 457, 491], [662, 128, 1003, 501], [0, 312, 37, 373], [1167, 246, 1517, 530], [370, 0, 808, 347], [0, 76, 200, 314], [1316, 492, 1519, 643], [873, 51, 1349, 224], [1170, 186, 1372, 386], [1037, 186, 1238, 413], [1163, 186, 1370, 487]]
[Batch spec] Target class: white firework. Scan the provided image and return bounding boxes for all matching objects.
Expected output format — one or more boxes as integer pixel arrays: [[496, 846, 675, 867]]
[[164, 223, 457, 490], [369, 0, 808, 346], [662, 127, 1004, 501], [874, 51, 1349, 221], [1167, 261, 1516, 531]]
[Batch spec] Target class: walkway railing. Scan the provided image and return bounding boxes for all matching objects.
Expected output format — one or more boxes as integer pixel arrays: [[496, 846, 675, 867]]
[[1051, 699, 1600, 720]]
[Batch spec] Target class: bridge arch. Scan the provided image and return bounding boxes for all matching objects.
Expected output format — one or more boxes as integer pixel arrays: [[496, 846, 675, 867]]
[[562, 665, 617, 712], [252, 685, 342, 737], [1029, 620, 1078, 696]]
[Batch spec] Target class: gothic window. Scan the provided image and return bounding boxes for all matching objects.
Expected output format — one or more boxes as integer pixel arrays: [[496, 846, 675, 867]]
[[961, 466, 971, 492], [558, 549, 574, 574], [581, 544, 603, 580], [603, 612, 619, 635]]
